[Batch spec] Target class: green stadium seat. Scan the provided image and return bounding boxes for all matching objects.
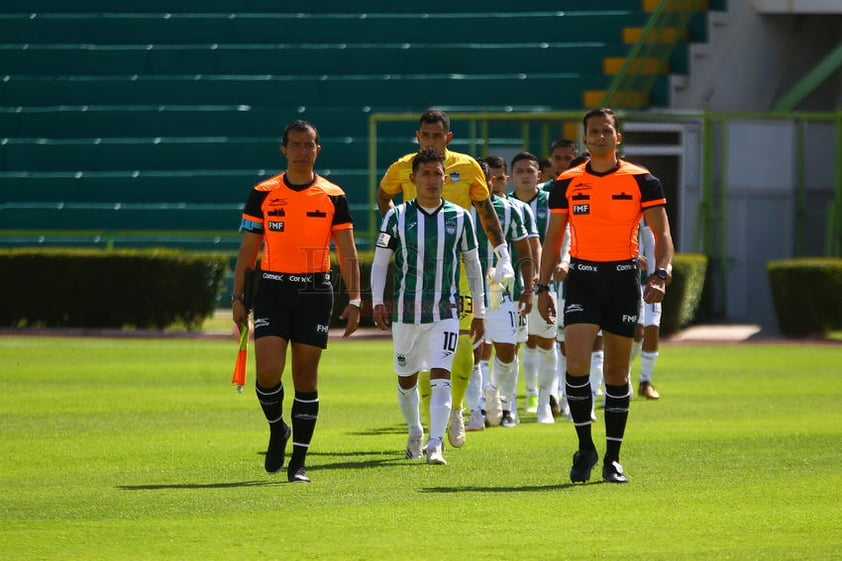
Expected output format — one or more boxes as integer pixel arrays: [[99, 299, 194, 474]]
[[0, 12, 646, 46], [1, 2, 714, 249], [0, 74, 606, 107], [0, 1, 639, 14], [0, 43, 628, 76]]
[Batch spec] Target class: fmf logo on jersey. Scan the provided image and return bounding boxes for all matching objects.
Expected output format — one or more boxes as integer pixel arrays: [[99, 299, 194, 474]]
[[268, 221, 285, 231], [622, 314, 638, 324], [449, 171, 461, 183], [573, 204, 590, 215], [316, 324, 330, 333]]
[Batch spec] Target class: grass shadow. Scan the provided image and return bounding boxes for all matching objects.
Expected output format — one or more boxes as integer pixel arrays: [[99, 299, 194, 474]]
[[346, 425, 407, 436], [419, 482, 583, 493], [118, 480, 285, 491]]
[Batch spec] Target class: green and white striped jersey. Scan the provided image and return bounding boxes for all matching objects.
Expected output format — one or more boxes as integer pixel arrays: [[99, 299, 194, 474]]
[[471, 195, 528, 305], [377, 199, 478, 324], [507, 196, 539, 299], [514, 188, 550, 242]]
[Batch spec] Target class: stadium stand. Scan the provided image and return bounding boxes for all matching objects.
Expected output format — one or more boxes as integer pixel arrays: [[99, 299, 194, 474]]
[[0, 1, 719, 252]]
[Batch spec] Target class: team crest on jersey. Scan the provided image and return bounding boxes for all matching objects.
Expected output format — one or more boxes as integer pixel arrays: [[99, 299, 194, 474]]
[[445, 220, 457, 235], [572, 204, 590, 215], [449, 171, 461, 183], [396, 354, 407, 367], [537, 208, 548, 219]]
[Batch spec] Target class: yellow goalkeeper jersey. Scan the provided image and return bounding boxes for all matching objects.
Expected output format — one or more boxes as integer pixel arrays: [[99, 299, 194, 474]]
[[380, 148, 489, 210]]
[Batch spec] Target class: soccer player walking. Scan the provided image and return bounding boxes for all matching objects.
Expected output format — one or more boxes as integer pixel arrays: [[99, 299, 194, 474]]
[[371, 148, 486, 465], [537, 108, 674, 483], [377, 109, 512, 449], [511, 152, 560, 424], [231, 120, 361, 483]]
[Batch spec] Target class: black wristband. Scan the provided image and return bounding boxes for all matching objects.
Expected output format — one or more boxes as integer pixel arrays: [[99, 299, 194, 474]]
[[534, 283, 551, 294]]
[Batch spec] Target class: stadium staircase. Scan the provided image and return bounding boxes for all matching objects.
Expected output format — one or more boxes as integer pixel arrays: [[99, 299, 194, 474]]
[[0, 0, 723, 252]]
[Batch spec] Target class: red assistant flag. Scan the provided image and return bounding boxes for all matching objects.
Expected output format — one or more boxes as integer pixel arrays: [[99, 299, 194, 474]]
[[232, 322, 248, 393]]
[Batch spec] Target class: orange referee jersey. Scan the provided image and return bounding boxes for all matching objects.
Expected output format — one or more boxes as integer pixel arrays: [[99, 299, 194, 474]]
[[548, 160, 666, 262], [241, 172, 353, 273]]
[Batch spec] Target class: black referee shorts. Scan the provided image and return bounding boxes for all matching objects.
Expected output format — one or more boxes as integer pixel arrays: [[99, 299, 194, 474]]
[[253, 271, 334, 348], [563, 258, 641, 338]]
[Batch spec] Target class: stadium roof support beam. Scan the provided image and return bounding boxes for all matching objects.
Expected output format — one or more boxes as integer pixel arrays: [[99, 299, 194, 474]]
[[772, 42, 842, 112]]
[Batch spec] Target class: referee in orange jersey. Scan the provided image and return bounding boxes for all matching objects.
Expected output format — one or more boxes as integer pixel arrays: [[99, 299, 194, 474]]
[[537, 108, 674, 484], [232, 120, 361, 483]]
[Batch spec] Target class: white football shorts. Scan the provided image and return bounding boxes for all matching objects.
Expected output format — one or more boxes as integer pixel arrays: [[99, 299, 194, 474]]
[[391, 318, 460, 377]]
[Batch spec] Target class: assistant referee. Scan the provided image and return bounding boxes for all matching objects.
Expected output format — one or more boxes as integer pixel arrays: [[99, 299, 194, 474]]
[[232, 120, 361, 483]]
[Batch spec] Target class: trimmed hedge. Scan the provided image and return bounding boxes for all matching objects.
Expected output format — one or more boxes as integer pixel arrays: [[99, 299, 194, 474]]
[[768, 258, 842, 337], [659, 253, 708, 335], [0, 249, 227, 330]]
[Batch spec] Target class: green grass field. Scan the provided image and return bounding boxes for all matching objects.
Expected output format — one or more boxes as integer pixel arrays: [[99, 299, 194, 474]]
[[1, 335, 841, 560]]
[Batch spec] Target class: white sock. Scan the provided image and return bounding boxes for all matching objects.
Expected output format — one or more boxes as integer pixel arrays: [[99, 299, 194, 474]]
[[521, 346, 539, 398], [556, 349, 567, 400], [428, 379, 452, 445], [479, 359, 489, 409], [537, 346, 558, 394], [630, 339, 643, 364], [590, 350, 604, 396], [466, 363, 482, 412], [397, 383, 422, 438], [494, 356, 518, 402], [640, 351, 659, 384]]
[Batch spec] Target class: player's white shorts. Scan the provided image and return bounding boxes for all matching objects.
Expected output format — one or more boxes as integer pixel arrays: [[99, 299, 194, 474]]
[[516, 308, 528, 344], [391, 318, 460, 377], [639, 298, 662, 327], [483, 297, 518, 346], [556, 295, 566, 342], [528, 291, 557, 340]]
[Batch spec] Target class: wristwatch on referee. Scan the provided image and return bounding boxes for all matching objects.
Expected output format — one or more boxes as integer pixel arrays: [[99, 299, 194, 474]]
[[534, 283, 551, 294], [653, 268, 669, 281], [231, 293, 246, 304]]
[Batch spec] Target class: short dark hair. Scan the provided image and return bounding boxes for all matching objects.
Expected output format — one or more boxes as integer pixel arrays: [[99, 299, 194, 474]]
[[511, 151, 540, 169], [583, 108, 620, 131], [482, 155, 507, 172], [282, 120, 319, 146], [411, 146, 446, 175], [478, 160, 492, 182], [569, 154, 591, 168], [419, 108, 450, 131], [551, 138, 578, 153], [539, 157, 553, 171]]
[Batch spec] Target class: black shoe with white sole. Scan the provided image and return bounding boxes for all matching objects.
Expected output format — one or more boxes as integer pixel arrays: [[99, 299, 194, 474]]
[[602, 460, 629, 483]]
